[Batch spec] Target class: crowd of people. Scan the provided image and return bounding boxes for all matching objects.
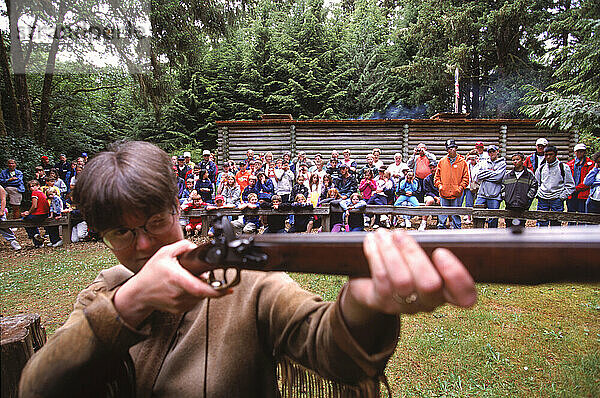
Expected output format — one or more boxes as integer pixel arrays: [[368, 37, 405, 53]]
[[2, 138, 599, 250]]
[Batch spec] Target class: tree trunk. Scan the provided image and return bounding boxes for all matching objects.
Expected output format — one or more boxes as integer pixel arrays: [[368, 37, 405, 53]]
[[1, 314, 47, 398], [38, 1, 66, 147], [0, 91, 7, 137], [0, 31, 23, 135], [7, 0, 34, 137], [471, 51, 480, 118]]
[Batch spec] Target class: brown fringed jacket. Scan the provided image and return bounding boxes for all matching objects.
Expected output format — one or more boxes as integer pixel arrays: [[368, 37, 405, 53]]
[[20, 266, 399, 397]]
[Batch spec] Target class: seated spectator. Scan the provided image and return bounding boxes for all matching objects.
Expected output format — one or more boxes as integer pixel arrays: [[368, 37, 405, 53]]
[[326, 150, 342, 179], [232, 193, 260, 235], [358, 169, 377, 202], [54, 154, 70, 181], [242, 174, 260, 203], [341, 149, 358, 175], [275, 161, 295, 203], [256, 171, 275, 204], [236, 161, 252, 193], [319, 187, 344, 232], [180, 179, 195, 204], [46, 189, 64, 247], [341, 192, 367, 232], [394, 171, 421, 229], [359, 154, 378, 181], [0, 185, 21, 250], [34, 166, 47, 186], [307, 173, 322, 207], [22, 180, 60, 247], [40, 155, 52, 174], [219, 174, 241, 206], [290, 175, 309, 204], [181, 194, 206, 237], [289, 193, 314, 233], [63, 191, 88, 243], [263, 195, 289, 234], [48, 170, 67, 198], [194, 169, 214, 204], [0, 159, 25, 219], [334, 164, 358, 199], [319, 173, 335, 202]]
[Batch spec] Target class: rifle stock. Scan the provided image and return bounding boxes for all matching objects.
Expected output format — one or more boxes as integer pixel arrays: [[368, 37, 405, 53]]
[[178, 226, 600, 286]]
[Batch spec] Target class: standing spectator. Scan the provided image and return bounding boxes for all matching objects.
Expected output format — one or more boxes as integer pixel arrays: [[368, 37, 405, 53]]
[[176, 156, 191, 181], [583, 151, 600, 213], [341, 149, 358, 175], [198, 150, 217, 184], [359, 154, 378, 181], [473, 145, 506, 228], [326, 150, 342, 179], [0, 185, 22, 250], [0, 159, 25, 219], [474, 142, 490, 161], [462, 150, 480, 225], [334, 164, 358, 200], [372, 148, 384, 169], [434, 139, 469, 229], [243, 149, 255, 170], [310, 154, 327, 181], [40, 156, 52, 173], [387, 153, 409, 186], [179, 179, 194, 204], [54, 154, 70, 181], [34, 166, 47, 186], [183, 151, 195, 169], [275, 162, 295, 203], [524, 138, 548, 173], [502, 153, 538, 227], [235, 161, 252, 193], [535, 145, 575, 226], [566, 143, 594, 217], [407, 144, 436, 197], [80, 152, 88, 164]]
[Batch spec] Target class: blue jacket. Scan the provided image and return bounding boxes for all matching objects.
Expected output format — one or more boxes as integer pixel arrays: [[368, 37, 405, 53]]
[[256, 178, 275, 201], [0, 168, 25, 192]]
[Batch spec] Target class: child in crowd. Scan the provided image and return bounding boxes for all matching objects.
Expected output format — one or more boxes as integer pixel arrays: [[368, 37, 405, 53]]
[[394, 171, 421, 228], [256, 171, 275, 204], [289, 193, 314, 233], [180, 178, 194, 204], [46, 188, 63, 219], [232, 192, 260, 234], [63, 191, 89, 242], [206, 195, 236, 237], [319, 187, 343, 232], [358, 169, 377, 201], [48, 170, 67, 198], [22, 180, 61, 247], [341, 192, 367, 232], [181, 194, 206, 237], [263, 195, 289, 234], [194, 169, 213, 204], [319, 174, 335, 201], [219, 174, 241, 206], [307, 173, 321, 207]]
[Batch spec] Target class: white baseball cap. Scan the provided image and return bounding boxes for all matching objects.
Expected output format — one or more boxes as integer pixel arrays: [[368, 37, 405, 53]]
[[536, 138, 548, 146], [202, 150, 211, 156], [574, 143, 586, 151], [183, 151, 191, 158]]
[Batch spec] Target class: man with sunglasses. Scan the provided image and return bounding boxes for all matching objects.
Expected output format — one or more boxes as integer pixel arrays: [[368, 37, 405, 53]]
[[20, 141, 476, 397]]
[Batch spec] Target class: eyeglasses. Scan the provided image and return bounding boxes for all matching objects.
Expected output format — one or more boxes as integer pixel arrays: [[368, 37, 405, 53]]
[[102, 211, 176, 250]]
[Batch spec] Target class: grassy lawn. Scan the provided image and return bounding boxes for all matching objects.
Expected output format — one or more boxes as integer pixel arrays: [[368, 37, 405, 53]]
[[1, 242, 598, 397]]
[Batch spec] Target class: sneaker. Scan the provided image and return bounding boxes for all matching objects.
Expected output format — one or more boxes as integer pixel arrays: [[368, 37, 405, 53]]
[[10, 228, 18, 233], [10, 240, 22, 251], [405, 219, 412, 228], [418, 220, 427, 231], [52, 240, 63, 247], [34, 234, 45, 244]]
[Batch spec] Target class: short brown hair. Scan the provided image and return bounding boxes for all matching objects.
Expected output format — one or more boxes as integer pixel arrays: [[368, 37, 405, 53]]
[[73, 141, 178, 232]]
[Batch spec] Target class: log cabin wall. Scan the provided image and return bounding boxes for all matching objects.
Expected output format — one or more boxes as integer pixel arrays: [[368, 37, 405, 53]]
[[216, 117, 574, 166]]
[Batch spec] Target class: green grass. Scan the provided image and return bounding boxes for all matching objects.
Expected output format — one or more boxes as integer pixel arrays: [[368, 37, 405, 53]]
[[1, 245, 598, 397]]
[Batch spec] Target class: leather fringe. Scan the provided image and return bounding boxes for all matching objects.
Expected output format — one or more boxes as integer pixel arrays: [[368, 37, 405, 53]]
[[277, 356, 387, 398]]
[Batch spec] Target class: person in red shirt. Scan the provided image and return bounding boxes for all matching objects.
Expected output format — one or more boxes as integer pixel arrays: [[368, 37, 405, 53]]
[[567, 143, 595, 219], [22, 180, 61, 247], [235, 160, 252, 192]]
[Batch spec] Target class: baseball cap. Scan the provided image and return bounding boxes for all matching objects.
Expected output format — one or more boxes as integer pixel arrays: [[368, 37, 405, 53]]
[[487, 145, 499, 152], [81, 152, 88, 157], [536, 138, 548, 146], [202, 150, 211, 156], [574, 143, 586, 151], [41, 155, 49, 161], [59, 153, 66, 158], [177, 155, 185, 161], [445, 139, 458, 149], [475, 141, 484, 147], [183, 151, 191, 158]]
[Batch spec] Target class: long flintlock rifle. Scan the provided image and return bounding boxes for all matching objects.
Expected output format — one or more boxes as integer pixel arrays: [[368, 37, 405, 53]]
[[178, 216, 600, 288]]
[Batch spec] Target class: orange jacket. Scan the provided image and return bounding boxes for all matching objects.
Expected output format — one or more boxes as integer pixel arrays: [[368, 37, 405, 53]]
[[434, 154, 469, 199]]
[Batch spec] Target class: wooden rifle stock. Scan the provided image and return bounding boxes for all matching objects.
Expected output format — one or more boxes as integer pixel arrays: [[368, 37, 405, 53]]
[[179, 226, 600, 286]]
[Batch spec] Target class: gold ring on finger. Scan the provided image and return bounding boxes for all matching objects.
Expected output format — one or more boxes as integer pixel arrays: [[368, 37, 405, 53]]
[[392, 292, 418, 305]]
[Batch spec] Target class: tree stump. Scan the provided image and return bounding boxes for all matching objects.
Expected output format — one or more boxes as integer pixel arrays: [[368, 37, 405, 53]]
[[1, 314, 46, 398]]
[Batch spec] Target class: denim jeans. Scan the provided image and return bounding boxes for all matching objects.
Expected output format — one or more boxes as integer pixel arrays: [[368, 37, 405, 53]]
[[586, 198, 600, 214], [537, 198, 564, 227], [566, 197, 587, 225], [438, 197, 462, 229], [24, 213, 60, 245], [474, 196, 501, 228], [462, 189, 475, 208]]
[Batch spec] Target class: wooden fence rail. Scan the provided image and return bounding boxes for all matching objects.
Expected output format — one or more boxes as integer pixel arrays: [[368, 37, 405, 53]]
[[183, 206, 600, 235], [0, 214, 72, 246]]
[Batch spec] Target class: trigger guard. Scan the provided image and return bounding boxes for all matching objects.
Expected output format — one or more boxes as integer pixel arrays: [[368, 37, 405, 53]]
[[209, 268, 241, 291]]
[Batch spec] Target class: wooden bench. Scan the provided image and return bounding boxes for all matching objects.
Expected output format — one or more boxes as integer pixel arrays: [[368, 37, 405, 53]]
[[0, 213, 72, 246]]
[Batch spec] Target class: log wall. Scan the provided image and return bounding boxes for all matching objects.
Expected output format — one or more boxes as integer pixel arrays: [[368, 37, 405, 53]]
[[217, 118, 575, 166]]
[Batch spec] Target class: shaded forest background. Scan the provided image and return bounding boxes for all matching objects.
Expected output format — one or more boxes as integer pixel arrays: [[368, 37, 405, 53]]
[[1, 0, 599, 176]]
